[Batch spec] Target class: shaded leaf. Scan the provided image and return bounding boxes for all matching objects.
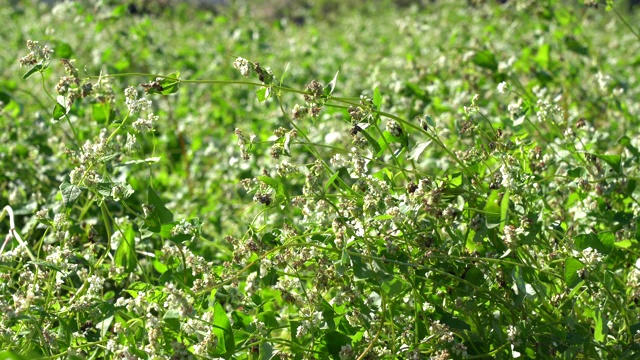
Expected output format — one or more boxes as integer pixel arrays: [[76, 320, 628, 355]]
[[114, 225, 136, 272], [257, 175, 289, 204], [564, 36, 589, 56], [590, 153, 622, 174], [54, 41, 74, 58], [407, 140, 432, 162], [472, 50, 498, 72], [564, 257, 584, 288], [60, 181, 82, 207]]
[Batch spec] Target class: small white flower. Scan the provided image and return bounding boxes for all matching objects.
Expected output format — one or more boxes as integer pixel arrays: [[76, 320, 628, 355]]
[[497, 81, 508, 93]]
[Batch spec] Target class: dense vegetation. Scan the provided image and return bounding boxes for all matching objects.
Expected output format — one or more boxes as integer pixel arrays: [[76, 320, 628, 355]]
[[1, 0, 640, 358]]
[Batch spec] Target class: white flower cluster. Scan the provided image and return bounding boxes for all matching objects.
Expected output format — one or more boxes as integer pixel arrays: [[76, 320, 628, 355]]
[[233, 57, 251, 77]]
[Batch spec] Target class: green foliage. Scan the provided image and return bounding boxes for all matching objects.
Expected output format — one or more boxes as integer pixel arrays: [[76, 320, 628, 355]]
[[1, 0, 640, 359]]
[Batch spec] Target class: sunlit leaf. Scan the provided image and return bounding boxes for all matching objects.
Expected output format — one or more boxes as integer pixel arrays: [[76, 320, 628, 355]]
[[212, 302, 235, 359]]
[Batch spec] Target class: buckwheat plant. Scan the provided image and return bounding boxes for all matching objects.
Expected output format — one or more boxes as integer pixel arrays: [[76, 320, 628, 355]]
[[1, 0, 640, 359]]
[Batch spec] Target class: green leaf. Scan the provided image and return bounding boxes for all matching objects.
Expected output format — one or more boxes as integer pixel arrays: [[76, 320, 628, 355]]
[[381, 278, 407, 297], [407, 140, 432, 162], [376, 130, 408, 158], [567, 167, 587, 178], [114, 225, 137, 272], [564, 36, 589, 56], [163, 310, 181, 332], [372, 86, 382, 110], [535, 43, 551, 70], [92, 102, 114, 125], [54, 41, 74, 58], [258, 175, 289, 204], [212, 302, 235, 359], [0, 351, 28, 360], [593, 309, 605, 342], [52, 102, 67, 120], [614, 239, 632, 249], [159, 71, 180, 95], [146, 187, 174, 233], [500, 189, 510, 232], [320, 331, 351, 358], [22, 64, 46, 79], [259, 342, 274, 360], [360, 128, 382, 157], [256, 87, 269, 102], [324, 171, 340, 191], [472, 50, 498, 72], [620, 136, 640, 158], [574, 231, 614, 255], [374, 214, 395, 221], [60, 181, 82, 207], [463, 266, 485, 285], [350, 254, 374, 279], [564, 257, 584, 288], [484, 190, 501, 228], [590, 153, 622, 174], [0, 91, 12, 105]]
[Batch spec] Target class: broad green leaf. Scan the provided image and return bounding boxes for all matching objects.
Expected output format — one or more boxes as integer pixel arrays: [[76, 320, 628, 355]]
[[575, 231, 614, 254], [361, 128, 381, 157], [472, 50, 498, 72], [590, 153, 622, 174], [564, 257, 584, 288], [54, 41, 74, 58], [96, 314, 114, 339], [381, 278, 407, 297], [320, 331, 351, 358], [92, 102, 114, 125], [407, 140, 432, 162], [350, 253, 374, 279], [60, 181, 82, 207], [567, 167, 587, 178], [212, 302, 235, 359], [146, 187, 174, 233], [535, 43, 550, 69], [114, 225, 136, 272], [153, 259, 168, 274], [159, 71, 180, 95], [484, 190, 501, 228], [257, 311, 279, 329], [52, 102, 66, 120], [163, 310, 181, 332], [0, 351, 28, 360], [0, 91, 12, 105], [564, 36, 589, 56], [257, 175, 289, 204], [593, 309, 605, 342], [259, 342, 274, 360], [256, 87, 269, 102], [614, 239, 632, 249], [372, 86, 382, 110]]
